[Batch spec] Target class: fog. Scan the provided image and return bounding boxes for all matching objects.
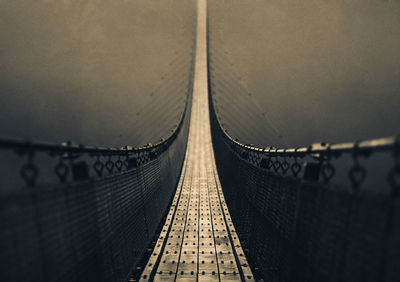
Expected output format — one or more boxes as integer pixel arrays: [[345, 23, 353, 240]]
[[2, 0, 398, 149], [1, 0, 399, 192], [0, 0, 196, 147], [208, 0, 400, 148]]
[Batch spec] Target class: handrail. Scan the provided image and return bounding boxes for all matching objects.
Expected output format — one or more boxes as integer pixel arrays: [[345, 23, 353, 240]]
[[0, 67, 194, 155], [206, 15, 399, 191], [0, 63, 194, 187], [0, 93, 190, 156], [218, 129, 398, 158], [205, 16, 398, 160]]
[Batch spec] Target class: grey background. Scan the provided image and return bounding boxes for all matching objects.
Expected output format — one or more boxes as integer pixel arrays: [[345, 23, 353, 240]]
[[208, 0, 400, 148], [0, 0, 196, 147]]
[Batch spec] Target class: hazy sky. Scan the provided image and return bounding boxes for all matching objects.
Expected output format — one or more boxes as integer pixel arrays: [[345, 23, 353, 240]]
[[1, 0, 399, 149], [0, 0, 195, 147], [209, 0, 400, 148]]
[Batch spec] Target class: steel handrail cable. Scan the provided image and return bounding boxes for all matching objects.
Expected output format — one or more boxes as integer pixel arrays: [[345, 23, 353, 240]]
[[209, 49, 290, 146], [132, 63, 194, 143], [132, 55, 193, 120], [135, 95, 187, 144], [131, 75, 189, 132], [210, 74, 284, 144], [206, 19, 397, 160], [0, 65, 194, 159], [128, 57, 193, 127], [209, 79, 279, 144]]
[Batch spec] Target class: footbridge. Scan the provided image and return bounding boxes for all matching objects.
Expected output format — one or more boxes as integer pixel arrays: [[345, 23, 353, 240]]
[[139, 1, 252, 280], [0, 0, 399, 282]]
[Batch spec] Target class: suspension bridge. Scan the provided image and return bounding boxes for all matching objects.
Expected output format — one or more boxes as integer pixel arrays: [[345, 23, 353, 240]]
[[1, 0, 399, 281]]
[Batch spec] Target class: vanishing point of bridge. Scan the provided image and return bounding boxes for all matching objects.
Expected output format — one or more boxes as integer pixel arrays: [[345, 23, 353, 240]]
[[0, 0, 399, 282], [140, 1, 253, 279]]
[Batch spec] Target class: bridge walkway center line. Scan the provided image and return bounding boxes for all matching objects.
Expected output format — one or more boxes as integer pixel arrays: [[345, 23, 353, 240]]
[[140, 0, 254, 281]]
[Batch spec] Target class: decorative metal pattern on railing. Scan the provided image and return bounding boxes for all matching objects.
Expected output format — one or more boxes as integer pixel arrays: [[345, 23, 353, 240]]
[[207, 20, 400, 282], [0, 60, 194, 282]]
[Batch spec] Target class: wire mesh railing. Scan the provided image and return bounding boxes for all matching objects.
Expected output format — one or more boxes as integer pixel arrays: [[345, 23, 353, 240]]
[[207, 19, 400, 282], [0, 59, 194, 282]]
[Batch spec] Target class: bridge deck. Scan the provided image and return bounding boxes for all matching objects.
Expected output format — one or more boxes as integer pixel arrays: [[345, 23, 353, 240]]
[[139, 1, 254, 281]]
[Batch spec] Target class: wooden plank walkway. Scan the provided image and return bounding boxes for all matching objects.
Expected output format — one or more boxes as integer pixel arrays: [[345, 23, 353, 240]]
[[140, 1, 254, 280]]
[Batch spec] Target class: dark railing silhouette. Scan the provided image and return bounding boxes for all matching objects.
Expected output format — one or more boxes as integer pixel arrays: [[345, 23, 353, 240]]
[[207, 25, 400, 281], [0, 61, 194, 282]]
